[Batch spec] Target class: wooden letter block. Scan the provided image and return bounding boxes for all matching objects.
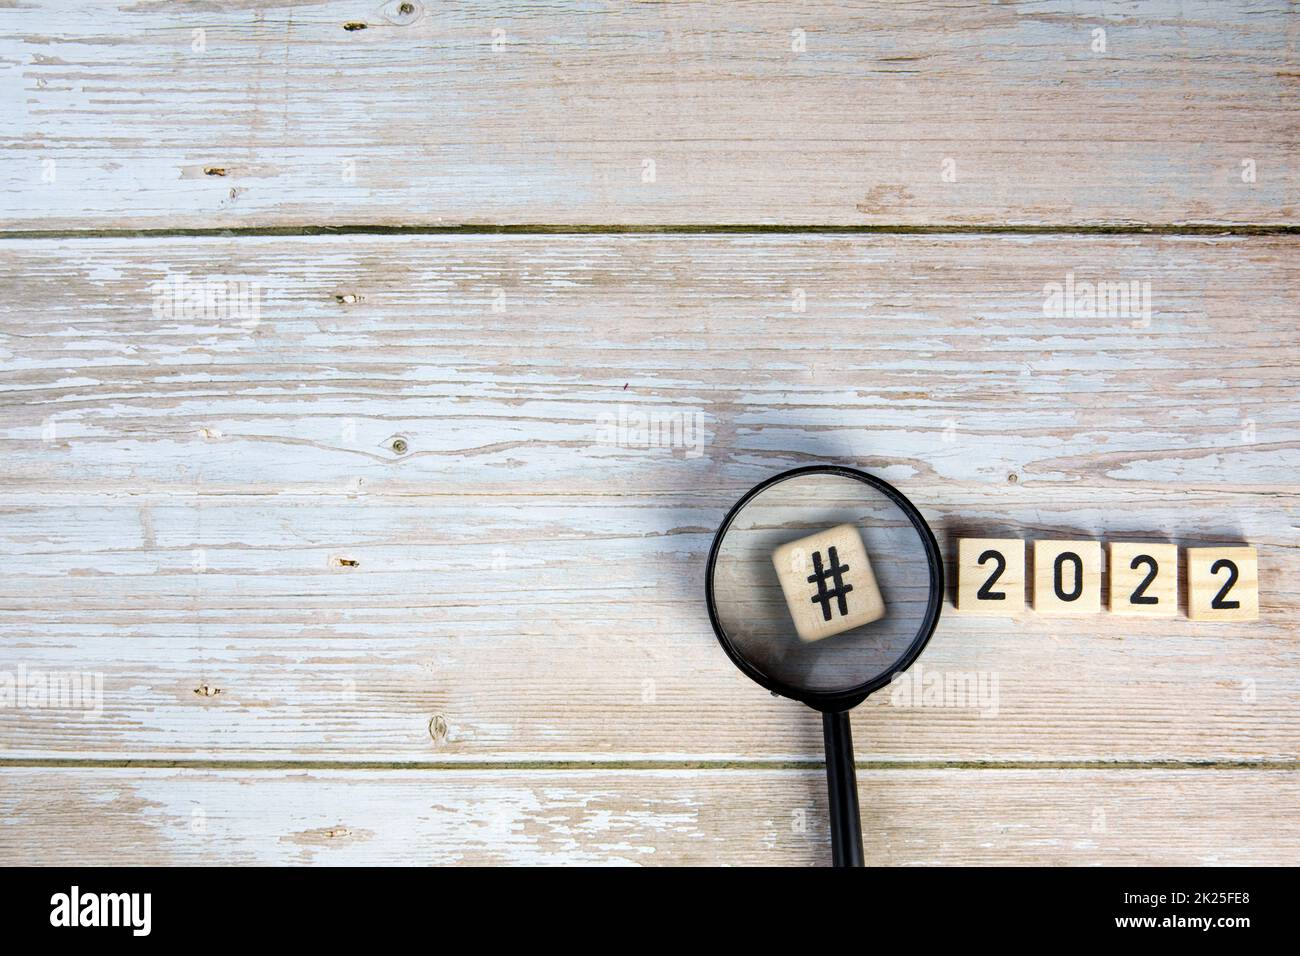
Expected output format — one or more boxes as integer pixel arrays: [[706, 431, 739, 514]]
[[1108, 542, 1178, 617], [956, 538, 1025, 614], [1187, 546, 1258, 622], [772, 524, 885, 642], [1033, 540, 1102, 615]]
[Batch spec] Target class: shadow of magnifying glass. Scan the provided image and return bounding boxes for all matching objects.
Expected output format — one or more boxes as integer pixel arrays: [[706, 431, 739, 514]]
[[705, 466, 944, 866]]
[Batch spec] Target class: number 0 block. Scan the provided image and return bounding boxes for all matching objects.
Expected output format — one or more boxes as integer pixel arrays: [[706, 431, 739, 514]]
[[956, 538, 1025, 614], [1187, 547, 1258, 622], [771, 524, 885, 642], [1033, 540, 1102, 615], [1108, 542, 1178, 617]]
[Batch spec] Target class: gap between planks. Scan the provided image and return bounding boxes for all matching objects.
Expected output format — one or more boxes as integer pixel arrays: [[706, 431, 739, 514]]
[[1, 759, 1297, 772], [0, 224, 1298, 241]]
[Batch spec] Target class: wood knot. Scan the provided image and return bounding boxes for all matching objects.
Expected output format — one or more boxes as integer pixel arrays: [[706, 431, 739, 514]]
[[203, 166, 227, 177], [382, 0, 422, 24], [343, 22, 367, 31], [428, 714, 449, 746], [194, 681, 221, 697]]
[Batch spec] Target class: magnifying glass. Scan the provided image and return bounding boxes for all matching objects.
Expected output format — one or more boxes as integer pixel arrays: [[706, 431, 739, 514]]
[[705, 465, 944, 866]]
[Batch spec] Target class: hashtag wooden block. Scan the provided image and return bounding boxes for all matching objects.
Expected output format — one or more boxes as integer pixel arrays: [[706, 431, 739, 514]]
[[1187, 546, 1259, 622], [956, 538, 1025, 614], [1108, 542, 1179, 617], [771, 524, 885, 642], [1033, 540, 1103, 615]]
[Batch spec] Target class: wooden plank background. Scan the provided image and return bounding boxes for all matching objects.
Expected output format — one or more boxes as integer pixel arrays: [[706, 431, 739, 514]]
[[3, 768, 1296, 865], [0, 1, 1297, 865], [0, 234, 1297, 766], [1, 0, 1296, 229]]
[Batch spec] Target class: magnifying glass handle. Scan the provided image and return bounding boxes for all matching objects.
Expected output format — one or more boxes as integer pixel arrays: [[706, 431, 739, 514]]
[[822, 710, 864, 867]]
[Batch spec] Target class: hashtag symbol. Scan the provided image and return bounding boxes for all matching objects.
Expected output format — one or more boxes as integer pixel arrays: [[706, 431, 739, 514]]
[[807, 547, 853, 621]]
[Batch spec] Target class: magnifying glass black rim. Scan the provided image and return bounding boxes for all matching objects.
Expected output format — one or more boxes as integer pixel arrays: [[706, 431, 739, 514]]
[[705, 465, 944, 713]]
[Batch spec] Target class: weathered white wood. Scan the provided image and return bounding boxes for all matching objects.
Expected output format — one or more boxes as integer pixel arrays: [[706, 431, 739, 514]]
[[2, 1, 1296, 228], [0, 490, 1296, 761], [3, 0, 1295, 867], [1, 767, 1295, 865], [0, 234, 1295, 494], [0, 234, 1295, 762]]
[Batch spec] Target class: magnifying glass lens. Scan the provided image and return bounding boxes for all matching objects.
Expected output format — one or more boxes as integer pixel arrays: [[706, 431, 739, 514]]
[[710, 472, 937, 701]]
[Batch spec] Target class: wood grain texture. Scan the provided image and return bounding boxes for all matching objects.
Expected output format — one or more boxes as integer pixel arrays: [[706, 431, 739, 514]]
[[4, 0, 1296, 867], [1, 767, 1295, 865], [0, 234, 1295, 763], [2, 1, 1296, 229], [1, 233, 1296, 495]]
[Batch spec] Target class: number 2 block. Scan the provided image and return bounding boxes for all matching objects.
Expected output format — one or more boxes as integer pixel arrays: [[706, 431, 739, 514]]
[[1033, 540, 1102, 615], [1108, 542, 1178, 617], [956, 538, 1025, 613], [1187, 547, 1258, 622]]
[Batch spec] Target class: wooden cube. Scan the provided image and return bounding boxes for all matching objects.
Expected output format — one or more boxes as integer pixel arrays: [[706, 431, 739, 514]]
[[956, 538, 1025, 614], [1108, 542, 1178, 617], [1033, 540, 1102, 615], [772, 524, 885, 642], [1187, 546, 1258, 622]]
